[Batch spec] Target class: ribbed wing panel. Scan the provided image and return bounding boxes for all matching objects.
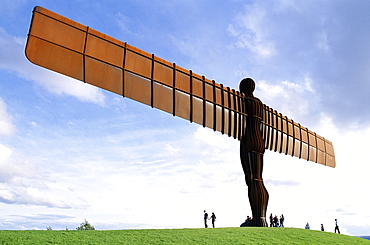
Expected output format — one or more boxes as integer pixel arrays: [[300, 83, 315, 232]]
[[262, 105, 336, 167], [25, 6, 245, 140]]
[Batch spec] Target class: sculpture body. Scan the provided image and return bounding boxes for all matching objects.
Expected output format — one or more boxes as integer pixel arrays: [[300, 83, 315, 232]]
[[240, 78, 268, 227]]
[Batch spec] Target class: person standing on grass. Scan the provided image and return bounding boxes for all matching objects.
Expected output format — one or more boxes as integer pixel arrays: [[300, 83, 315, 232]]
[[273, 215, 279, 227], [279, 214, 284, 227], [210, 212, 217, 228], [334, 219, 340, 234], [204, 210, 209, 228], [321, 224, 325, 231], [269, 213, 273, 227]]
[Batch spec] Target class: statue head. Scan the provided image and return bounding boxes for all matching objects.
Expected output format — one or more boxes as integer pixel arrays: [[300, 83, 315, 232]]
[[239, 78, 255, 96]]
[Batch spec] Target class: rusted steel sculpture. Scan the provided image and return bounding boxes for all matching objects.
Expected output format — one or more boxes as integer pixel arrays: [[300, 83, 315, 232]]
[[25, 6, 336, 227], [239, 78, 269, 227]]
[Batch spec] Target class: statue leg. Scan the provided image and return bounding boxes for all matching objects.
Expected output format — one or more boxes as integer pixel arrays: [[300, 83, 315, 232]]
[[241, 152, 269, 227]]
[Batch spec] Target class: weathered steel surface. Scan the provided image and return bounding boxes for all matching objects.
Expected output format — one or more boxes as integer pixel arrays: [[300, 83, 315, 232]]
[[240, 78, 269, 227], [25, 6, 335, 168]]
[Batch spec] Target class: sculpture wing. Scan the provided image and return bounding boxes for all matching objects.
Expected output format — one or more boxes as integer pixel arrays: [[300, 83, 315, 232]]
[[262, 105, 336, 167], [25, 6, 244, 139], [25, 6, 335, 168]]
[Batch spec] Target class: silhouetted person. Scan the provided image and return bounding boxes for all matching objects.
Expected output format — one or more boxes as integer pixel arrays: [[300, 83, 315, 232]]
[[269, 213, 273, 227], [210, 212, 217, 228], [334, 219, 340, 234], [321, 224, 324, 231], [240, 78, 269, 227], [204, 210, 208, 228], [240, 216, 253, 227], [280, 214, 285, 227]]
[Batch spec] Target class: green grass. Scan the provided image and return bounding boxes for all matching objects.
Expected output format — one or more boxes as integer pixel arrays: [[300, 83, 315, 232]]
[[0, 227, 369, 244]]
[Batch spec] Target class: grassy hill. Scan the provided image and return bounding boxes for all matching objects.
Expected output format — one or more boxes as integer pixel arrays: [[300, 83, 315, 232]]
[[0, 227, 369, 244]]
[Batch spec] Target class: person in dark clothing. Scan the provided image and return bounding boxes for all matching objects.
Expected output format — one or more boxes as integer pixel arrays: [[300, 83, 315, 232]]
[[280, 214, 284, 227], [210, 212, 217, 228], [204, 210, 208, 228], [273, 215, 279, 227], [334, 219, 340, 234], [321, 224, 324, 231], [240, 216, 253, 227], [269, 213, 273, 227]]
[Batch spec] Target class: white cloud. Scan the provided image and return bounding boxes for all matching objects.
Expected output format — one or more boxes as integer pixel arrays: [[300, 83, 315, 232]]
[[0, 99, 15, 136], [194, 127, 231, 150], [228, 7, 276, 59], [0, 144, 12, 160], [0, 142, 87, 209], [255, 78, 318, 123]]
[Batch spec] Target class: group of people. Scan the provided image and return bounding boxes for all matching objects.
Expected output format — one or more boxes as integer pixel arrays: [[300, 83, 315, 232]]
[[305, 219, 340, 234], [240, 214, 284, 227], [203, 210, 217, 228], [203, 209, 341, 234], [269, 214, 284, 227]]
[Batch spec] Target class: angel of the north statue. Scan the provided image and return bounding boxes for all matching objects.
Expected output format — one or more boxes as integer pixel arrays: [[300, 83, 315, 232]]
[[25, 6, 335, 227]]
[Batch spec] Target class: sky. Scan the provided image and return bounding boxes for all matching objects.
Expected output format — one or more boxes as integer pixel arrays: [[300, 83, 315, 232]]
[[0, 0, 370, 236]]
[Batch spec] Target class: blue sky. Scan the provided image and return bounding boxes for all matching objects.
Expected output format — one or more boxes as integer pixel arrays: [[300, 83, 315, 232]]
[[1, 0, 370, 236]]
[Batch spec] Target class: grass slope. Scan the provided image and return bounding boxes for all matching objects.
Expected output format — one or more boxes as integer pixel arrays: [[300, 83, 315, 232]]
[[0, 227, 369, 244]]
